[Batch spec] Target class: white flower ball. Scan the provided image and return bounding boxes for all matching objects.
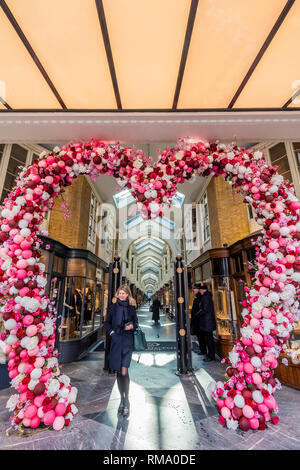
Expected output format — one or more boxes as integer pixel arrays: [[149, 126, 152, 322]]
[[280, 227, 290, 236], [1, 208, 11, 218], [267, 253, 277, 262], [251, 356, 262, 368], [233, 394, 245, 408], [9, 287, 19, 295], [269, 292, 280, 303], [27, 257, 36, 266], [20, 228, 31, 237], [252, 390, 264, 403], [18, 363, 25, 374], [269, 185, 279, 194], [292, 272, 300, 282], [30, 368, 42, 380], [4, 319, 17, 330], [68, 387, 78, 404], [18, 220, 28, 229], [6, 334, 18, 345], [15, 197, 26, 206]]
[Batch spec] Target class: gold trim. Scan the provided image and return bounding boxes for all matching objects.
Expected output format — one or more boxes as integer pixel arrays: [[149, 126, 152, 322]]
[[179, 329, 186, 336], [178, 296, 184, 304]]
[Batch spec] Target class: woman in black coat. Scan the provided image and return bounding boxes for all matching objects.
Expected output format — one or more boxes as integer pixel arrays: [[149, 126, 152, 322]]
[[105, 284, 138, 418], [151, 297, 161, 324]]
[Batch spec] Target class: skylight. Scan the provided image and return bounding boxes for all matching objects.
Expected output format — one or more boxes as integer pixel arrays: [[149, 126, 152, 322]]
[[113, 188, 135, 208]]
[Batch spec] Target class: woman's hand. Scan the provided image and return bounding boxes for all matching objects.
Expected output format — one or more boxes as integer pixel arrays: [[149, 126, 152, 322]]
[[125, 324, 134, 330]]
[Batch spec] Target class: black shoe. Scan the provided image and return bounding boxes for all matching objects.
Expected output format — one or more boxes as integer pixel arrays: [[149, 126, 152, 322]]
[[197, 351, 206, 355], [118, 402, 125, 415]]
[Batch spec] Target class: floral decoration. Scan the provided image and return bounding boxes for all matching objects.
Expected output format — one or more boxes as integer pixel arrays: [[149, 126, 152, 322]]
[[0, 138, 299, 432]]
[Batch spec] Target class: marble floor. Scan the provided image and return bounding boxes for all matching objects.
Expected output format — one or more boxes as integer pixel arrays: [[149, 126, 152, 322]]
[[0, 306, 300, 450]]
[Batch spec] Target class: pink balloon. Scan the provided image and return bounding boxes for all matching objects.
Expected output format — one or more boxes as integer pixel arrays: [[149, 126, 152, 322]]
[[241, 337, 252, 346], [28, 346, 40, 357], [24, 404, 37, 419], [53, 416, 65, 431], [221, 407, 231, 419], [217, 398, 225, 408], [252, 333, 263, 345], [16, 259, 28, 269], [242, 405, 254, 419], [24, 363, 34, 374], [43, 410, 56, 426], [55, 403, 67, 416], [244, 363, 255, 375], [34, 357, 45, 368], [23, 314, 34, 326], [34, 395, 45, 408], [249, 418, 259, 430], [17, 269, 27, 280], [30, 417, 40, 429], [22, 250, 33, 259], [26, 325, 38, 337], [252, 373, 262, 385], [22, 418, 31, 427]]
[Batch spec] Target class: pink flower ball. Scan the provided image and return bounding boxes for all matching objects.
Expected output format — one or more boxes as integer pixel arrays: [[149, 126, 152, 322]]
[[250, 318, 260, 329], [20, 240, 31, 250], [13, 234, 24, 245], [30, 417, 41, 429], [16, 259, 28, 269], [9, 368, 18, 379], [20, 350, 29, 360], [34, 357, 45, 368], [28, 346, 40, 357], [252, 333, 263, 345], [217, 398, 225, 408], [24, 363, 34, 374], [264, 395, 276, 410], [242, 405, 254, 419], [45, 176, 53, 185], [241, 337, 252, 346], [264, 411, 271, 422], [55, 403, 67, 416], [258, 403, 268, 414], [221, 407, 231, 419], [22, 418, 31, 427], [26, 325, 38, 337], [17, 269, 27, 280], [236, 383, 244, 392], [249, 417, 259, 430], [53, 416, 65, 431], [43, 410, 56, 426], [23, 315, 34, 327], [263, 335, 275, 347], [24, 404, 37, 419], [237, 362, 244, 372], [20, 392, 28, 403], [22, 250, 33, 259], [252, 373, 262, 385], [244, 362, 255, 374], [34, 395, 45, 408], [262, 277, 272, 287], [225, 397, 233, 409], [19, 287, 30, 297]]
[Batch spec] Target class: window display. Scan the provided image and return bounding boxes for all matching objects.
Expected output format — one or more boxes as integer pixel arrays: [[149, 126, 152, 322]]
[[60, 277, 85, 340], [213, 276, 238, 340]]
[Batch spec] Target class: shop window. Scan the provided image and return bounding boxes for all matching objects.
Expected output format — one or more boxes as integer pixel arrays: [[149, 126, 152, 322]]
[[214, 277, 237, 340], [60, 277, 85, 341], [232, 253, 244, 273], [201, 261, 211, 281], [82, 279, 96, 336], [202, 193, 210, 242], [269, 143, 292, 183], [212, 258, 230, 276], [1, 144, 28, 203]]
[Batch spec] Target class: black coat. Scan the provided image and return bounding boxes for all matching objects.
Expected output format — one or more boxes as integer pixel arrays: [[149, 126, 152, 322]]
[[190, 292, 202, 335], [152, 299, 161, 321], [196, 291, 217, 332], [105, 300, 139, 372]]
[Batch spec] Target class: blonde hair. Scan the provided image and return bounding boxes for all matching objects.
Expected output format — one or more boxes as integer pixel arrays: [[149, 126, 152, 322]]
[[112, 284, 136, 307]]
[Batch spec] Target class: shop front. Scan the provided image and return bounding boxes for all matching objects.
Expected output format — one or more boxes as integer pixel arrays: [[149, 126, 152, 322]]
[[40, 236, 108, 363]]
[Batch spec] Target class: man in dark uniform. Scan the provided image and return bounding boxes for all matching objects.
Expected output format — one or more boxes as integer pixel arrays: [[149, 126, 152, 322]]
[[197, 284, 217, 362], [190, 283, 203, 355]]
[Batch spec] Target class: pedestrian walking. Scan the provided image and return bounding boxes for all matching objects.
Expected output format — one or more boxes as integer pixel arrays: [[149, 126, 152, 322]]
[[105, 284, 139, 418], [151, 296, 161, 324]]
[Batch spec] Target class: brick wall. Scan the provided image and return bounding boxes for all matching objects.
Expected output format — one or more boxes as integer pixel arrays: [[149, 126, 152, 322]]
[[207, 177, 250, 248], [48, 176, 91, 249]]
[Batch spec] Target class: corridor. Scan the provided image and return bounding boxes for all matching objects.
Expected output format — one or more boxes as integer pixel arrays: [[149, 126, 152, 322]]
[[0, 305, 300, 451]]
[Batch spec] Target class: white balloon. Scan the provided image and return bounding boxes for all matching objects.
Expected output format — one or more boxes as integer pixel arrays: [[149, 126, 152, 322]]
[[30, 368, 42, 380], [4, 319, 17, 330], [6, 335, 18, 345], [233, 394, 245, 408]]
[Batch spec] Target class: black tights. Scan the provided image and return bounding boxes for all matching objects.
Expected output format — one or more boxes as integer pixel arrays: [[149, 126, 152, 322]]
[[117, 367, 130, 405]]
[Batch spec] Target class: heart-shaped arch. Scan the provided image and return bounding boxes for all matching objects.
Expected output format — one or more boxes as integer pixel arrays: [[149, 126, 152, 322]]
[[0, 138, 299, 432]]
